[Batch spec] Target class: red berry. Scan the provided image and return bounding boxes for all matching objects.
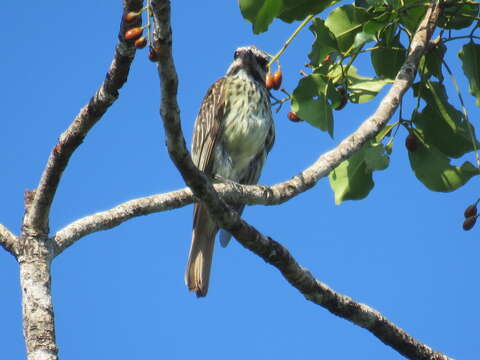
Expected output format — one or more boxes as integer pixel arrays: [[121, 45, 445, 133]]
[[287, 111, 302, 122], [464, 204, 478, 218], [334, 87, 348, 111], [124, 11, 140, 22], [148, 47, 159, 62], [463, 216, 477, 231], [125, 27, 143, 41], [265, 73, 274, 90], [405, 133, 418, 152], [134, 37, 147, 49], [322, 55, 332, 65], [272, 70, 282, 90]]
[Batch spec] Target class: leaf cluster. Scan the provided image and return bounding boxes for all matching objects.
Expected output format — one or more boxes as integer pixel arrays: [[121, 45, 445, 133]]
[[240, 0, 480, 203]]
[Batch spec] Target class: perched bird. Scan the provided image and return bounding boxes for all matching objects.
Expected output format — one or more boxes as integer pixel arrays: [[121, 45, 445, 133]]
[[185, 46, 275, 297]]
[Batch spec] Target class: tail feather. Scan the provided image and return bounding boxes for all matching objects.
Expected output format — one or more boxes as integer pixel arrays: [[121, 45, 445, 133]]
[[185, 203, 218, 297]]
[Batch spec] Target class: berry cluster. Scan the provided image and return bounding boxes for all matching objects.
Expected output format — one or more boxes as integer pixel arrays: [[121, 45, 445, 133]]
[[123, 8, 159, 62], [266, 70, 283, 91]]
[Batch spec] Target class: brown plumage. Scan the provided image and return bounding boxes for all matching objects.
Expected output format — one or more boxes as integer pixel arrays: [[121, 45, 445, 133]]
[[185, 46, 275, 297]]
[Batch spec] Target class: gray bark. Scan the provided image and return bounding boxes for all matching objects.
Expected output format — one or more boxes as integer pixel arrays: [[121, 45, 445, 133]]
[[18, 235, 57, 360]]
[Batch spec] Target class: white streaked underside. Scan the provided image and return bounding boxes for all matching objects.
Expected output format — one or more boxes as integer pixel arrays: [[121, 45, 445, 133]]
[[213, 70, 272, 181]]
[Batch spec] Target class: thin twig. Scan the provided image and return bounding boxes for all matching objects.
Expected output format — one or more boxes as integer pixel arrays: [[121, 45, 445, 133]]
[[268, 15, 314, 68]]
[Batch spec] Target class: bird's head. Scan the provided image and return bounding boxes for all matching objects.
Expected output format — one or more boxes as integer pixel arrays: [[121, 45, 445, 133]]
[[226, 46, 270, 85]]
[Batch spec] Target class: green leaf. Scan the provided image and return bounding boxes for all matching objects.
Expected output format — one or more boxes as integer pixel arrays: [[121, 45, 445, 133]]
[[420, 43, 446, 81], [375, 123, 396, 143], [278, 0, 340, 23], [459, 42, 480, 106], [414, 106, 477, 159], [355, 0, 386, 8], [408, 129, 480, 192], [308, 18, 339, 67], [364, 143, 389, 170], [413, 81, 479, 158], [439, 3, 479, 30], [352, 31, 376, 49], [346, 66, 392, 103], [363, 20, 387, 38], [325, 5, 370, 53], [239, 0, 283, 34], [398, 0, 427, 33], [329, 142, 389, 204], [291, 74, 335, 136], [371, 38, 406, 79]]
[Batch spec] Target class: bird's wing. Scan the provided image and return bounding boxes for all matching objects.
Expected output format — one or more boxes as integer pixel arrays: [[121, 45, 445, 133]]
[[191, 78, 226, 175], [187, 78, 227, 296]]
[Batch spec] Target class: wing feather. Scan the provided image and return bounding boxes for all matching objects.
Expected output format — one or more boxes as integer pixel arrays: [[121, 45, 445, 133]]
[[191, 78, 227, 175]]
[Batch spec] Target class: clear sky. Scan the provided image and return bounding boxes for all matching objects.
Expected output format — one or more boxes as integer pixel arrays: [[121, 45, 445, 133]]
[[1, 1, 479, 359]]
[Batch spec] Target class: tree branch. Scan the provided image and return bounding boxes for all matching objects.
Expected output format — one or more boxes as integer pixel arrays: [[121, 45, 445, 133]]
[[151, 0, 448, 360], [232, 222, 452, 360], [16, 2, 145, 360], [52, 188, 192, 255], [22, 0, 144, 236], [50, 180, 279, 254], [0, 223, 17, 257]]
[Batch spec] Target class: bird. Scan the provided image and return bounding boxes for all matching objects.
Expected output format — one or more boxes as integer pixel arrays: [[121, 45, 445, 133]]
[[185, 46, 275, 297]]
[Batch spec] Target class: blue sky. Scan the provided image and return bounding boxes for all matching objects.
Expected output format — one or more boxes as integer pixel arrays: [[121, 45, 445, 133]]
[[1, 1, 479, 359]]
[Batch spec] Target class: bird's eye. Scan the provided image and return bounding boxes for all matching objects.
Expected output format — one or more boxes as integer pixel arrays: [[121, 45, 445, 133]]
[[234, 50, 240, 59], [257, 56, 268, 69]]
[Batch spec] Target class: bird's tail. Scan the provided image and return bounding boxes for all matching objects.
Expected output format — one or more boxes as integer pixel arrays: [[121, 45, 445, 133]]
[[185, 203, 218, 297]]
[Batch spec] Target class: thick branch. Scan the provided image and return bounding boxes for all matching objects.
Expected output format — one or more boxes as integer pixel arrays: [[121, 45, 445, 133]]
[[23, 0, 144, 235], [151, 0, 448, 359], [0, 223, 17, 257], [19, 258, 58, 360]]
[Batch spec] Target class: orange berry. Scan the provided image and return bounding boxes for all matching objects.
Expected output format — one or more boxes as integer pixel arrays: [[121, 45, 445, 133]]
[[134, 37, 147, 49], [287, 111, 302, 122], [272, 70, 282, 90], [125, 27, 143, 41], [265, 73, 274, 90], [124, 11, 140, 22]]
